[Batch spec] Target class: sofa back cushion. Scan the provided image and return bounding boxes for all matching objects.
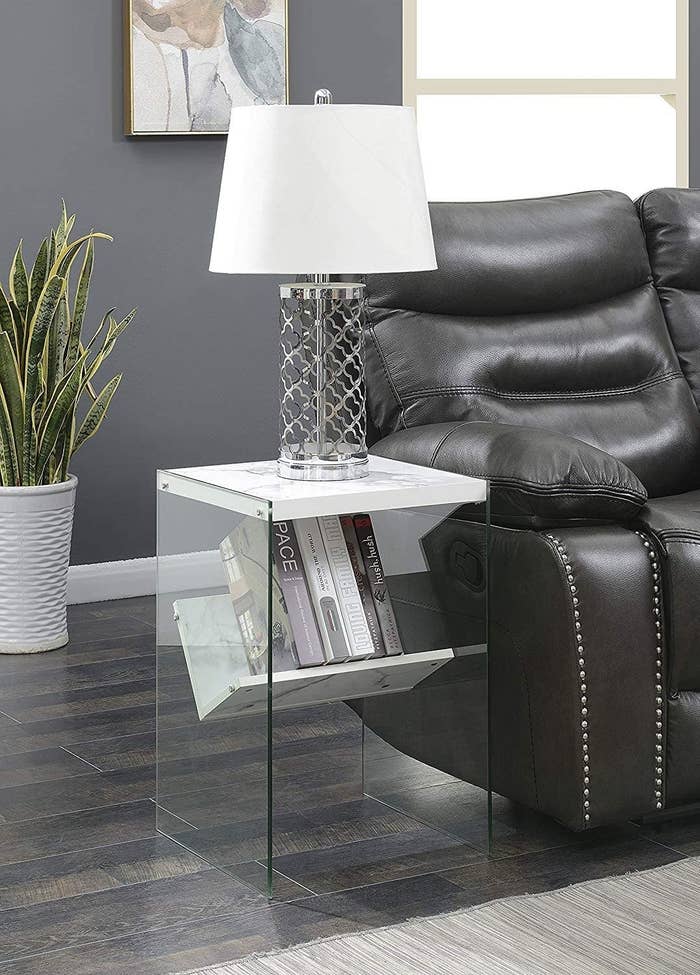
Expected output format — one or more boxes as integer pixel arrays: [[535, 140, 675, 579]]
[[365, 191, 700, 497], [638, 187, 700, 411]]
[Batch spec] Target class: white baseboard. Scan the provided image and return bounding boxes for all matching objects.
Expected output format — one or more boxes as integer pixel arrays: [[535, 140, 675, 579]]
[[68, 551, 221, 605]]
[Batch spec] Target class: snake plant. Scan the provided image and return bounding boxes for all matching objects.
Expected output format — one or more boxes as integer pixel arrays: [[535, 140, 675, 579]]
[[0, 203, 135, 486]]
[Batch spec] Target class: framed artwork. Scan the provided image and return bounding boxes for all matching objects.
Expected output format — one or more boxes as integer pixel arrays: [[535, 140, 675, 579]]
[[124, 0, 288, 136]]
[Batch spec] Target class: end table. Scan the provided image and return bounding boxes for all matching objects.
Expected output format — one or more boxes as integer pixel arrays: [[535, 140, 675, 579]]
[[156, 456, 491, 899]]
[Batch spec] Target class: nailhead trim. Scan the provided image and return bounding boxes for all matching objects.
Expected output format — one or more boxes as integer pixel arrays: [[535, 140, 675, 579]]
[[547, 535, 591, 825], [635, 531, 664, 812]]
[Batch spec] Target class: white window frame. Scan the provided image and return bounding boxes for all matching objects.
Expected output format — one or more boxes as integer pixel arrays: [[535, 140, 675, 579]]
[[403, 0, 689, 188]]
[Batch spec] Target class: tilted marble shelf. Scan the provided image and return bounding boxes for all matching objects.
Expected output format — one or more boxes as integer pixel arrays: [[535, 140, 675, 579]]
[[208, 648, 455, 720], [174, 592, 458, 720], [158, 456, 488, 521]]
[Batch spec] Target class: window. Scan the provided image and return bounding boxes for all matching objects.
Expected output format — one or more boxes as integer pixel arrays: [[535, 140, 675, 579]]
[[404, 0, 688, 201]]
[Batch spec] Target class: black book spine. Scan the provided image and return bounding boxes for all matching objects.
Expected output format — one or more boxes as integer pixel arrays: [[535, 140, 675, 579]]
[[339, 515, 385, 657], [353, 514, 403, 655]]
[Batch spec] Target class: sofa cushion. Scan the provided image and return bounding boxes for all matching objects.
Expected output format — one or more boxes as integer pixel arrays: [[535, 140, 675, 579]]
[[366, 191, 700, 498], [638, 187, 700, 410], [637, 490, 700, 807], [371, 421, 648, 527], [638, 490, 700, 693]]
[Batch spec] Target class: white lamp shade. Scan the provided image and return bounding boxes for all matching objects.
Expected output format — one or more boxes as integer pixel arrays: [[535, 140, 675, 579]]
[[210, 104, 437, 275]]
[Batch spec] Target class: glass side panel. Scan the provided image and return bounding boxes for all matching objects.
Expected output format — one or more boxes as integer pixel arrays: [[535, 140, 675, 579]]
[[418, 93, 676, 202], [417, 0, 676, 80], [267, 502, 490, 900], [360, 503, 491, 859], [156, 488, 273, 895]]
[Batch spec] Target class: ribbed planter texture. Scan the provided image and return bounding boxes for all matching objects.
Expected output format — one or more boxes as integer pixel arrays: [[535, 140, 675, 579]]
[[0, 476, 77, 653]]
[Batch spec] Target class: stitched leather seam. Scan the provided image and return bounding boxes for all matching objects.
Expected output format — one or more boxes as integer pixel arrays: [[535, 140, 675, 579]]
[[366, 323, 407, 430], [366, 277, 656, 322], [429, 432, 644, 500], [401, 371, 682, 403], [633, 531, 665, 813], [428, 450, 644, 503], [653, 531, 700, 545], [429, 421, 472, 467], [489, 480, 644, 502], [543, 534, 591, 829]]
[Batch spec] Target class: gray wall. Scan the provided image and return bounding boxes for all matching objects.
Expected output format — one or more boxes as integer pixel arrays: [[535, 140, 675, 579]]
[[0, 0, 403, 564], [1, 2, 699, 564]]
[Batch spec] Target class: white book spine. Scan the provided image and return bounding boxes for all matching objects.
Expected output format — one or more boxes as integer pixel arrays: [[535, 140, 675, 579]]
[[296, 518, 351, 663], [318, 515, 375, 659]]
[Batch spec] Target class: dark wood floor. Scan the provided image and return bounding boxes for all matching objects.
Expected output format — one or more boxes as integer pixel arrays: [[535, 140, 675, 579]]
[[0, 597, 695, 974]]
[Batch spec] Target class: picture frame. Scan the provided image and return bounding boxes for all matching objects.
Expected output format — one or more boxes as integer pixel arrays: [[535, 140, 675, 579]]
[[123, 0, 289, 136]]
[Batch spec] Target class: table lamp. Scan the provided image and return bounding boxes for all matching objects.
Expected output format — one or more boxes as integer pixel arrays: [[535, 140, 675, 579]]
[[210, 90, 436, 481]]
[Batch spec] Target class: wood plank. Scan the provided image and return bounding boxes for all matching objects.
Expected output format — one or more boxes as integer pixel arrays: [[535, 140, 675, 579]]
[[0, 869, 478, 975], [1, 675, 192, 724], [0, 635, 156, 675], [0, 835, 207, 910], [228, 860, 312, 900], [269, 826, 485, 894], [0, 767, 157, 824], [68, 596, 155, 628], [0, 800, 157, 866], [0, 705, 198, 758], [74, 713, 364, 772], [0, 655, 182, 702], [161, 797, 423, 869], [0, 868, 265, 965], [0, 701, 195, 759], [0, 898, 358, 975], [378, 781, 582, 858], [638, 814, 700, 857], [439, 832, 686, 904], [0, 748, 94, 788]]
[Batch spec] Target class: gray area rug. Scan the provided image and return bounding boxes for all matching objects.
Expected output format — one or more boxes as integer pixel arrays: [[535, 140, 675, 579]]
[[179, 859, 700, 975]]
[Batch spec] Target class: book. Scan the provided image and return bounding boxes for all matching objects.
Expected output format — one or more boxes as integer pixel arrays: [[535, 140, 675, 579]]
[[318, 515, 375, 659], [296, 517, 351, 663], [220, 521, 299, 676], [353, 514, 404, 656], [272, 521, 326, 668], [339, 514, 385, 657]]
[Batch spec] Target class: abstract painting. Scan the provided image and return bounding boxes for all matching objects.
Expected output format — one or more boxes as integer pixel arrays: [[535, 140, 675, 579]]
[[125, 0, 287, 135]]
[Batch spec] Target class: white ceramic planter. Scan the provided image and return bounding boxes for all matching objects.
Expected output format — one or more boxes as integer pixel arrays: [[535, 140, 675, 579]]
[[0, 476, 77, 653]]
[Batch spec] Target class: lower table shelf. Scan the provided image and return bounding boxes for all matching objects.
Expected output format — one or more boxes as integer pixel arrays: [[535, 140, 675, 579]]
[[173, 593, 455, 720], [218, 648, 455, 719]]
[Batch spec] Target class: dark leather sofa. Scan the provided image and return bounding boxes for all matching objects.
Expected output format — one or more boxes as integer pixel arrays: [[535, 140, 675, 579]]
[[362, 188, 700, 832]]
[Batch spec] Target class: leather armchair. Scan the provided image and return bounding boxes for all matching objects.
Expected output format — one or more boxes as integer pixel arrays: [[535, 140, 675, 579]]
[[360, 189, 700, 831]]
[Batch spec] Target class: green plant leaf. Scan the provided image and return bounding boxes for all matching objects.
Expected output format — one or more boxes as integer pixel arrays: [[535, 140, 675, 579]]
[[81, 308, 136, 392], [35, 353, 88, 482], [0, 331, 24, 473], [58, 407, 76, 482], [10, 242, 29, 319], [37, 347, 88, 446], [72, 374, 122, 456], [69, 238, 94, 362], [54, 233, 111, 280], [0, 384, 19, 486], [29, 238, 49, 309], [54, 200, 71, 254], [22, 276, 65, 480], [0, 285, 18, 355], [48, 229, 57, 270], [9, 300, 27, 363]]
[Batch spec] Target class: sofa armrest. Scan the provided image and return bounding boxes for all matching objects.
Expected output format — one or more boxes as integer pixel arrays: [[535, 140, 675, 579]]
[[371, 421, 647, 527]]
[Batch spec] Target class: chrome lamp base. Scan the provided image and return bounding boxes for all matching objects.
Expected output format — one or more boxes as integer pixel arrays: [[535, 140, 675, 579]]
[[278, 280, 369, 481], [278, 454, 369, 482]]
